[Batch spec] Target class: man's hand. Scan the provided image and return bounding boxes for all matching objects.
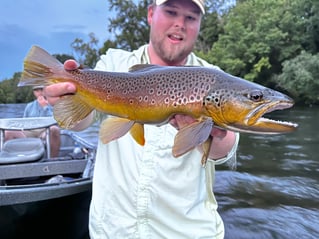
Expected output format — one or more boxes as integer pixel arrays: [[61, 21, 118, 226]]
[[43, 59, 80, 105], [64, 59, 81, 71], [37, 95, 49, 107]]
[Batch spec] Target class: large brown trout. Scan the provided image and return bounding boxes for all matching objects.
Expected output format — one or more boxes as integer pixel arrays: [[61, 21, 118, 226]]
[[19, 46, 298, 160]]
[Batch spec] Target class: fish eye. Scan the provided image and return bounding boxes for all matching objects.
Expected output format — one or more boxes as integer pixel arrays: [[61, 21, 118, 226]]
[[248, 90, 263, 102]]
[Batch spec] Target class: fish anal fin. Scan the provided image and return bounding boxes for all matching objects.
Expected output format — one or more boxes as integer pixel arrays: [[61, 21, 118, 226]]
[[172, 118, 214, 157], [130, 123, 145, 146], [54, 95, 94, 129], [99, 117, 134, 144]]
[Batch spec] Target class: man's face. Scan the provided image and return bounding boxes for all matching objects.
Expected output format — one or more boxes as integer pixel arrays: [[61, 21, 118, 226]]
[[148, 0, 202, 65], [33, 88, 43, 97]]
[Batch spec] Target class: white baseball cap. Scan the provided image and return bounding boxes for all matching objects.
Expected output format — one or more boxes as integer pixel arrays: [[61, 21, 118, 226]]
[[32, 85, 44, 90], [155, 0, 205, 14]]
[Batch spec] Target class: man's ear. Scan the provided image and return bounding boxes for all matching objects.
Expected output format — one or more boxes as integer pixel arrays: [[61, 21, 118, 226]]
[[147, 5, 154, 25]]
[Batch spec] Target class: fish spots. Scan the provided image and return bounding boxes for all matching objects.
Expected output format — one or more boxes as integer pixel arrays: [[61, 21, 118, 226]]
[[205, 91, 222, 107], [149, 88, 155, 95], [96, 67, 220, 110]]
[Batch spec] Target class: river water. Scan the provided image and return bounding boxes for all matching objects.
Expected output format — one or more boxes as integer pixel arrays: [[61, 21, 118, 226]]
[[1, 104, 318, 239]]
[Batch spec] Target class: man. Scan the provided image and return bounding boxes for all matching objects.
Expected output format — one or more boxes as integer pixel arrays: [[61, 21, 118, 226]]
[[45, 0, 239, 238], [5, 86, 61, 157]]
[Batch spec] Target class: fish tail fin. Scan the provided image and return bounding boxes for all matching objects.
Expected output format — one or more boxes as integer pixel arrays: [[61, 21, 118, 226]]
[[19, 45, 72, 87]]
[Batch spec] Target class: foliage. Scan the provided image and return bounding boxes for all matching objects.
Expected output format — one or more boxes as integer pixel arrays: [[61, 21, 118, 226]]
[[71, 32, 100, 68], [205, 0, 319, 88], [274, 51, 319, 104], [53, 53, 75, 64], [196, 11, 222, 53], [98, 39, 118, 56], [0, 73, 33, 104], [107, 0, 151, 51]]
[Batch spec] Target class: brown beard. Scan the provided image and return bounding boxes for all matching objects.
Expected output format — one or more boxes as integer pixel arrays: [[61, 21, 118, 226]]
[[150, 34, 196, 65]]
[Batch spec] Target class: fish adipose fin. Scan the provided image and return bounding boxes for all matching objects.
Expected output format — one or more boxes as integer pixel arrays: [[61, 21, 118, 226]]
[[54, 95, 94, 129], [100, 117, 141, 145], [172, 118, 214, 157]]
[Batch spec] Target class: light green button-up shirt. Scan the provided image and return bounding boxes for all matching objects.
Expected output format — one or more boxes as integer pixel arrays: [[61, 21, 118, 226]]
[[89, 44, 238, 239]]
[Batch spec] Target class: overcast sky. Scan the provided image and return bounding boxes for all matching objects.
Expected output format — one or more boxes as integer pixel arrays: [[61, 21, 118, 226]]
[[0, 0, 112, 80]]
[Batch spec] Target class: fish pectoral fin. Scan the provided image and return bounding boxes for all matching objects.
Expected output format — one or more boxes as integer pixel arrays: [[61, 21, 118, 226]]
[[54, 95, 94, 129], [172, 118, 214, 157], [99, 117, 135, 144], [130, 123, 145, 146]]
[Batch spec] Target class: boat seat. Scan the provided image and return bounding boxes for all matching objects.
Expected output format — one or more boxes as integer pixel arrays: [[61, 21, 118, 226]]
[[0, 138, 45, 164], [0, 117, 57, 161]]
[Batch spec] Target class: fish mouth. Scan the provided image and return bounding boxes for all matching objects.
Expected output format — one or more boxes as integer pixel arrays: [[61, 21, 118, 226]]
[[230, 101, 298, 134]]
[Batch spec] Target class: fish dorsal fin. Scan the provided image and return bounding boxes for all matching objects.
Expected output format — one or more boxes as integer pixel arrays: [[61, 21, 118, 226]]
[[99, 117, 135, 144], [172, 118, 214, 157], [130, 123, 145, 146], [54, 95, 94, 129], [128, 64, 162, 73]]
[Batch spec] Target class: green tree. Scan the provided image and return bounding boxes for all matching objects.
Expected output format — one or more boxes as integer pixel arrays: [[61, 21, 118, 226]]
[[98, 39, 118, 56], [0, 73, 33, 103], [107, 0, 151, 51], [71, 32, 100, 68], [206, 0, 319, 86], [274, 51, 319, 104], [53, 53, 75, 64], [196, 11, 222, 54]]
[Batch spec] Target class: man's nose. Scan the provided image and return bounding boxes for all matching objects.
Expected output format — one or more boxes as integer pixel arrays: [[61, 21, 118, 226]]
[[174, 16, 186, 30]]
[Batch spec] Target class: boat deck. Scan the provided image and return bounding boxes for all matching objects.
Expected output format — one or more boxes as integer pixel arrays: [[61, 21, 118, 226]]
[[0, 117, 97, 206]]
